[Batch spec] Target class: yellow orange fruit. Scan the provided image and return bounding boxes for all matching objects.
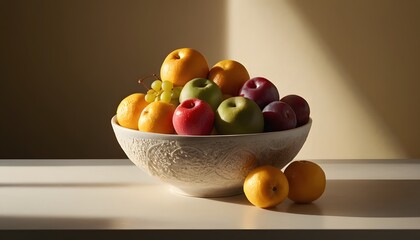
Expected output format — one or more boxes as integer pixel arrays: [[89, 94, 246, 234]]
[[284, 160, 326, 204], [116, 93, 149, 130], [160, 48, 209, 87], [208, 60, 250, 96], [138, 101, 176, 134], [243, 165, 289, 208]]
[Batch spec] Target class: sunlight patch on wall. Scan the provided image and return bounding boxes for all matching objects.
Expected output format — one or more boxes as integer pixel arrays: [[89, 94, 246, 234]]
[[225, 0, 406, 159]]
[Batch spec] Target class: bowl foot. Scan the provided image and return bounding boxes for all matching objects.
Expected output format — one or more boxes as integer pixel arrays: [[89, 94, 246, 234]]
[[169, 186, 243, 198]]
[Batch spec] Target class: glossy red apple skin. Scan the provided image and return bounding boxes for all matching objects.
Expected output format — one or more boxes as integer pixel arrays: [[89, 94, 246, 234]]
[[280, 94, 310, 127], [239, 77, 280, 109], [262, 101, 297, 132], [172, 98, 214, 135]]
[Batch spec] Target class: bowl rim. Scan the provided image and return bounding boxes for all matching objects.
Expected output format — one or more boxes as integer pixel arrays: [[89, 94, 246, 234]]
[[111, 115, 311, 139]]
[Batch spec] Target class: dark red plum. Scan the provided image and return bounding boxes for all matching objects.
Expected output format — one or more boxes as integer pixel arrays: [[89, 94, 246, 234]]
[[280, 94, 310, 127], [239, 77, 279, 109], [262, 101, 297, 132]]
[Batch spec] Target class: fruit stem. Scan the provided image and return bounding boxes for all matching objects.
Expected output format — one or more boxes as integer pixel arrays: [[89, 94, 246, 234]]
[[138, 74, 161, 90]]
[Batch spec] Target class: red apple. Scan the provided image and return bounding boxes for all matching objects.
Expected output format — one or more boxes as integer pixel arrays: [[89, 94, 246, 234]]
[[172, 98, 214, 135], [239, 77, 280, 109], [262, 101, 297, 131], [280, 94, 310, 126]]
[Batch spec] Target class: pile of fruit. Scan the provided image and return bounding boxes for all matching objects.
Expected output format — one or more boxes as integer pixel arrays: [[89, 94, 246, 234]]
[[115, 48, 325, 208], [116, 47, 310, 136]]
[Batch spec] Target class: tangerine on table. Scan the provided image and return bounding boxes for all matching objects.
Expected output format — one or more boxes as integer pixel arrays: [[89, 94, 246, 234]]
[[138, 101, 176, 134], [243, 165, 289, 208], [208, 60, 250, 96], [116, 93, 149, 130], [284, 160, 326, 204]]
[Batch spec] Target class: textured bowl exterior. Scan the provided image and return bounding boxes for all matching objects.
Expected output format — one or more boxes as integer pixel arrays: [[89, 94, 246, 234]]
[[111, 116, 311, 197]]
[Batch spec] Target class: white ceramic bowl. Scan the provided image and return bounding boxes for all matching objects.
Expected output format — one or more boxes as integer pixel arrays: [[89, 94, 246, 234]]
[[111, 115, 312, 197]]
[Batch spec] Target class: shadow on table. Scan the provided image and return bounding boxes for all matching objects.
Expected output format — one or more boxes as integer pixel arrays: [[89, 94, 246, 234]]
[[0, 215, 176, 229], [274, 179, 420, 218], [0, 216, 116, 229], [208, 193, 252, 206], [212, 179, 420, 218]]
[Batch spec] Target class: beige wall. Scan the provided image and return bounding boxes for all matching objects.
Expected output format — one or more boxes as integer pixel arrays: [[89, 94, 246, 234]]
[[226, 0, 420, 159], [1, 0, 227, 158], [1, 0, 419, 159]]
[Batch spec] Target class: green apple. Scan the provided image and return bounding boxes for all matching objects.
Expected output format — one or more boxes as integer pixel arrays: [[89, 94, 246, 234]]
[[215, 96, 264, 134], [179, 78, 223, 112]]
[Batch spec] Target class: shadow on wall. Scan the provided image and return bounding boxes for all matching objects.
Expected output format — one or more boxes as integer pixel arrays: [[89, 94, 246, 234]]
[[0, 0, 227, 158], [289, 0, 420, 157]]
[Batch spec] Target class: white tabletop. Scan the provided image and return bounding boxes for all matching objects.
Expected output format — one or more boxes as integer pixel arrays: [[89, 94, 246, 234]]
[[1, 159, 420, 229]]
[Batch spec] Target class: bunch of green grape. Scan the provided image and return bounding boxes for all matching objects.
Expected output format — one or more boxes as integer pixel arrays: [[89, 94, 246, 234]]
[[145, 80, 183, 104]]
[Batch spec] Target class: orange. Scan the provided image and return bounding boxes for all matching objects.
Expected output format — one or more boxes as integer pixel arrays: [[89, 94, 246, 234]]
[[208, 60, 250, 96], [284, 160, 326, 204], [116, 93, 149, 130], [160, 48, 209, 87], [138, 101, 176, 134], [243, 165, 289, 208]]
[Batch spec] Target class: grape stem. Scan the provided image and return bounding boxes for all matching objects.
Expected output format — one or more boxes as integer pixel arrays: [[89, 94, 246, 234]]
[[138, 74, 160, 90]]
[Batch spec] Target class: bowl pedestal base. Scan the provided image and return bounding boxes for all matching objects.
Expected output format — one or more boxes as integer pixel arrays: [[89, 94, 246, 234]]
[[169, 186, 244, 198]]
